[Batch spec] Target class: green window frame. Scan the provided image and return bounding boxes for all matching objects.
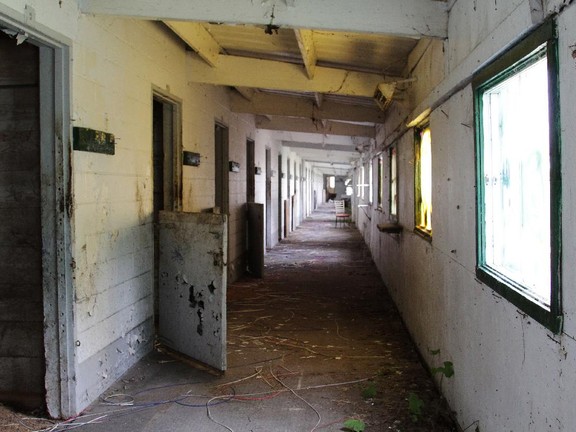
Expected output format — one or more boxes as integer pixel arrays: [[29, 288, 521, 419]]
[[473, 20, 562, 332], [414, 125, 432, 237]]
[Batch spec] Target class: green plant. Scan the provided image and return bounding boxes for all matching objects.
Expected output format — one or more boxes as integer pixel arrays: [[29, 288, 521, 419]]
[[361, 382, 377, 399], [431, 361, 454, 378], [408, 392, 425, 423], [343, 418, 366, 432]]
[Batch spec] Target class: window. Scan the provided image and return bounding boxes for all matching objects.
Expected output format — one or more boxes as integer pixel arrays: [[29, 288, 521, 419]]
[[474, 21, 561, 332], [357, 167, 364, 198], [389, 146, 398, 221], [414, 126, 432, 236], [328, 175, 335, 190], [368, 161, 373, 205], [377, 154, 384, 209], [345, 179, 353, 196]]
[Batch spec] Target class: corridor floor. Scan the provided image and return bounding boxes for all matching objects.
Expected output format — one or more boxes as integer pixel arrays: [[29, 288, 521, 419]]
[[2, 205, 457, 432]]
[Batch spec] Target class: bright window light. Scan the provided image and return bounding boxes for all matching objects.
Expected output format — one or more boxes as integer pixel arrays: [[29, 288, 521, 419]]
[[480, 53, 550, 305]]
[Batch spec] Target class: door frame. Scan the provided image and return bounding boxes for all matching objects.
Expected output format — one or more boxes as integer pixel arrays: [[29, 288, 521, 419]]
[[0, 5, 76, 418], [152, 87, 183, 212]]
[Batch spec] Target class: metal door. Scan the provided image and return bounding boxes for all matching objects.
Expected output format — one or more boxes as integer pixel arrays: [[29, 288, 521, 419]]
[[158, 211, 227, 371]]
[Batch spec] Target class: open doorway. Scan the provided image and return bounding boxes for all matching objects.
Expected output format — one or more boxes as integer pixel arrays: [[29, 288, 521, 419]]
[[265, 148, 272, 248], [152, 91, 181, 326], [214, 123, 229, 215], [0, 29, 45, 413], [0, 25, 73, 418]]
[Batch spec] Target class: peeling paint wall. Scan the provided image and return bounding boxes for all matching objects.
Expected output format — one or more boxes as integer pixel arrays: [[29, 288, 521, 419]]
[[362, 1, 576, 431], [0, 2, 262, 412], [71, 16, 262, 411]]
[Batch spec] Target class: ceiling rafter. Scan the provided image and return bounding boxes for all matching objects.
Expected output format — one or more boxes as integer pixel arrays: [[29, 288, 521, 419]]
[[187, 52, 396, 98], [230, 91, 385, 123], [294, 29, 317, 79], [256, 116, 375, 137], [164, 21, 221, 67]]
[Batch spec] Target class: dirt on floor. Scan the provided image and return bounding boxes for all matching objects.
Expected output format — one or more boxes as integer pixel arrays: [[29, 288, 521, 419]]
[[0, 206, 459, 432]]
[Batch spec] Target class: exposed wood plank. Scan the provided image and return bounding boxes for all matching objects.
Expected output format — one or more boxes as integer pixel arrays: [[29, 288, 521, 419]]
[[234, 86, 256, 101], [188, 53, 395, 98], [164, 21, 221, 67], [80, 0, 448, 39], [0, 300, 43, 321], [0, 208, 41, 247], [0, 358, 44, 392], [314, 93, 323, 108], [0, 35, 38, 86], [256, 116, 375, 137], [0, 283, 42, 300], [230, 91, 385, 123], [0, 322, 44, 357], [282, 140, 357, 152], [294, 29, 317, 79], [0, 246, 42, 285], [0, 171, 40, 207]]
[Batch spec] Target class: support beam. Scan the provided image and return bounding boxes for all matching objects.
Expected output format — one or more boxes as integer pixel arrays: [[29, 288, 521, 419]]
[[282, 141, 357, 152], [294, 29, 317, 79], [188, 53, 391, 97], [79, 0, 448, 39], [235, 87, 256, 101], [164, 21, 221, 66], [256, 116, 375, 137], [230, 91, 385, 123]]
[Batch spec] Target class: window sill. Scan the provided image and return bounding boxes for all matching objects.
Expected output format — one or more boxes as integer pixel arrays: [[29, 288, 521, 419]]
[[377, 223, 403, 235], [476, 266, 562, 334], [414, 227, 432, 242]]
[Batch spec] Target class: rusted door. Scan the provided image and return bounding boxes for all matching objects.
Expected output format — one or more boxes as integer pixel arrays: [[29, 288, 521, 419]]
[[158, 211, 227, 371]]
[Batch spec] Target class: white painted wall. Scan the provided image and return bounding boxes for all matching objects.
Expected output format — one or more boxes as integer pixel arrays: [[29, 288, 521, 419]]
[[363, 1, 576, 431], [0, 1, 263, 413]]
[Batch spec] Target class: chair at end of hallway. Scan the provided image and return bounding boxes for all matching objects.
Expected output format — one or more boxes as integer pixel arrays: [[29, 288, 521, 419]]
[[334, 200, 350, 227]]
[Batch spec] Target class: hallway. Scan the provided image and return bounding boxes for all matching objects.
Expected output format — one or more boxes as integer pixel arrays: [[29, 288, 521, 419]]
[[7, 206, 456, 432]]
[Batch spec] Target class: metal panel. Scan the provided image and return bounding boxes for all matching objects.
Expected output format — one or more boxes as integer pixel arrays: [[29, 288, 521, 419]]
[[158, 211, 227, 371]]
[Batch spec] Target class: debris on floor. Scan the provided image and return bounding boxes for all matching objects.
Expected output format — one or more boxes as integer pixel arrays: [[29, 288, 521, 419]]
[[0, 205, 458, 431]]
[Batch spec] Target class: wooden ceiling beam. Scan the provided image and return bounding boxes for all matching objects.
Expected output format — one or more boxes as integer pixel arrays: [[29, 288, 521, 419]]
[[164, 21, 221, 67], [230, 91, 385, 123], [188, 53, 394, 98], [256, 116, 375, 137], [294, 29, 317, 79], [80, 0, 448, 39]]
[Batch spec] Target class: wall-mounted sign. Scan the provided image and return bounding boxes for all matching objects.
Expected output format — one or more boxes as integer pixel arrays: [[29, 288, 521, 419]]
[[183, 151, 201, 167], [73, 127, 115, 155], [229, 161, 240, 173]]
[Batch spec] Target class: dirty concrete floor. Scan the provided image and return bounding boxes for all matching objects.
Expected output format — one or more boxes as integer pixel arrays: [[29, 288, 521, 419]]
[[1, 204, 458, 432]]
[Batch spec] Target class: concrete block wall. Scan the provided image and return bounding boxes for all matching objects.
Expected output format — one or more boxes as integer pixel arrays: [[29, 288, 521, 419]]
[[361, 1, 576, 431]]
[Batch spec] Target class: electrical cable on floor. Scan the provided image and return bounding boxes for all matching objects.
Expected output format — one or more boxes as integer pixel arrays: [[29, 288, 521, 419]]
[[269, 365, 322, 432], [206, 395, 235, 432]]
